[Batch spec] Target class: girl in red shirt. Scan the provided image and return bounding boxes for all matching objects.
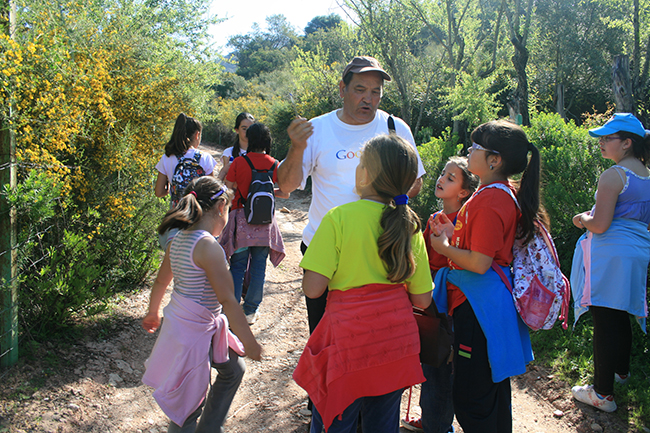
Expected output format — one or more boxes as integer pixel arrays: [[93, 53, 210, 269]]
[[222, 123, 288, 325], [429, 120, 545, 433]]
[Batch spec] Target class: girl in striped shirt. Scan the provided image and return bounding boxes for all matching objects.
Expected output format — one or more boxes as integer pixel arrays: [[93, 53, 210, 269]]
[[142, 176, 261, 433]]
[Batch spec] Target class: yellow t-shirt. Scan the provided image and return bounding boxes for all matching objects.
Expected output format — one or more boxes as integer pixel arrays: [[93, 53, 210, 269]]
[[300, 199, 433, 294]]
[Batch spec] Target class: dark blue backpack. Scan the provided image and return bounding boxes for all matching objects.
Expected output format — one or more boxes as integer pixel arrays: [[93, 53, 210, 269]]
[[242, 155, 277, 225]]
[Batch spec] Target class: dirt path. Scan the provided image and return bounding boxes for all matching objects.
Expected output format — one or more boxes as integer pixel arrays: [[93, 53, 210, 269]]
[[0, 145, 631, 433]]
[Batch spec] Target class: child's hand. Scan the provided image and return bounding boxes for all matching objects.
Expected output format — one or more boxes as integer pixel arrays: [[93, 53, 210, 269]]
[[431, 212, 455, 238], [572, 212, 589, 229], [245, 341, 263, 361], [142, 312, 161, 333], [428, 229, 450, 255]]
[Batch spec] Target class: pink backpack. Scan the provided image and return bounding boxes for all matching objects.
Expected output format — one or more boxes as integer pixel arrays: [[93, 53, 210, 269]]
[[481, 183, 570, 331]]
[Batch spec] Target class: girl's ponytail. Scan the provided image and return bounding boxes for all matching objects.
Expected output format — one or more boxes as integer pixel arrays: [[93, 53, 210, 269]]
[[517, 142, 547, 243], [158, 177, 232, 234], [164, 113, 202, 157], [378, 198, 421, 283], [363, 135, 421, 283]]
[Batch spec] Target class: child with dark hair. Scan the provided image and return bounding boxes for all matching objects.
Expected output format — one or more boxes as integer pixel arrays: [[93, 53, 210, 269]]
[[218, 112, 255, 180], [142, 176, 261, 433], [155, 113, 216, 204], [429, 120, 544, 433], [219, 123, 288, 324], [570, 113, 650, 412], [294, 134, 433, 433], [155, 113, 217, 248], [403, 156, 479, 433]]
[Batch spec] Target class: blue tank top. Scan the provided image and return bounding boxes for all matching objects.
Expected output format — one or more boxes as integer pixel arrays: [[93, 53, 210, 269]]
[[610, 165, 650, 224]]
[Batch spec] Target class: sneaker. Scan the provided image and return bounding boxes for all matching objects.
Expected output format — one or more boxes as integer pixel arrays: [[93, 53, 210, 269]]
[[571, 384, 617, 412], [400, 417, 423, 432], [246, 312, 259, 325], [615, 372, 630, 385]]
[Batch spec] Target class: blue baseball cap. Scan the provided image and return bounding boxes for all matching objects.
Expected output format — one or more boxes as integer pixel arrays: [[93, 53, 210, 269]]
[[589, 113, 649, 138]]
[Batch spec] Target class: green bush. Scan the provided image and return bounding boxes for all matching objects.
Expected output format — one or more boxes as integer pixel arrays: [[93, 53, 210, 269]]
[[3, 170, 163, 337], [525, 112, 610, 273]]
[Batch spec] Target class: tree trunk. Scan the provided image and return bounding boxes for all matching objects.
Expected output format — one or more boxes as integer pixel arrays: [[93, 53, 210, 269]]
[[612, 55, 635, 113], [511, 45, 530, 126], [555, 83, 565, 119]]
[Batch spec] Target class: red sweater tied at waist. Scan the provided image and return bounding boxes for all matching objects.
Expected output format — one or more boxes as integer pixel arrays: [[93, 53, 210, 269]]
[[293, 283, 425, 432]]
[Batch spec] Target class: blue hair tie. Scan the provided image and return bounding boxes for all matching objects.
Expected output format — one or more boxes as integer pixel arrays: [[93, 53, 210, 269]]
[[393, 194, 409, 206]]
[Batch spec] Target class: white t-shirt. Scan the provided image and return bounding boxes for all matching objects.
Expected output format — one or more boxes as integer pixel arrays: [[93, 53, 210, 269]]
[[155, 148, 217, 197], [222, 146, 247, 162], [296, 109, 426, 245]]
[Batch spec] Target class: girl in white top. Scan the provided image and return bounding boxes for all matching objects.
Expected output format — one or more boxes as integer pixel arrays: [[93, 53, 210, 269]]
[[217, 112, 254, 180], [155, 113, 217, 204]]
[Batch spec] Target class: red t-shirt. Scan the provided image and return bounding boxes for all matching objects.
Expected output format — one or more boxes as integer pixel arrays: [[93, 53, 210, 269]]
[[226, 153, 279, 209], [423, 210, 459, 272], [446, 182, 520, 315]]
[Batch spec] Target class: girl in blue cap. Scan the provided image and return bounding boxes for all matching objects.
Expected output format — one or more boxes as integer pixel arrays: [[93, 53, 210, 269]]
[[570, 113, 650, 412]]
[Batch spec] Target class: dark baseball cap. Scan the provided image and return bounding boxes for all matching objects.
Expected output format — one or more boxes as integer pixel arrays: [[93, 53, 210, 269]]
[[342, 56, 391, 81]]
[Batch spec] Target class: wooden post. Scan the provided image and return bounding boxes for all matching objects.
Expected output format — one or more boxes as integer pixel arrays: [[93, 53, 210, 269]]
[[612, 55, 636, 113], [0, 0, 18, 368]]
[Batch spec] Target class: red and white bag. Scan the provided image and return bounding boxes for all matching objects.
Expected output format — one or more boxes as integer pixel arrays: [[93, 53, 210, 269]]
[[481, 183, 570, 331]]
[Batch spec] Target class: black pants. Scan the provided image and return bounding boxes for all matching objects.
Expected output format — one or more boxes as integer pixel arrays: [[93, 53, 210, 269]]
[[452, 301, 512, 433], [591, 305, 632, 395], [300, 241, 329, 334]]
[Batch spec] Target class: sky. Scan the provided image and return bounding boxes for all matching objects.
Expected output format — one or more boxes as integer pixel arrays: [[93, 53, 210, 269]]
[[208, 0, 348, 54]]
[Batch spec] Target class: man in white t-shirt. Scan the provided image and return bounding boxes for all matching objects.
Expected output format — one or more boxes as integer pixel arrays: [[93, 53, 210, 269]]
[[277, 56, 426, 332]]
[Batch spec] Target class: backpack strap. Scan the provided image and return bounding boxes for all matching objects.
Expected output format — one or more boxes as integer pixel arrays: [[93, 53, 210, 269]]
[[491, 261, 513, 294], [243, 154, 257, 172], [243, 154, 278, 175], [478, 183, 520, 210], [175, 149, 202, 167], [388, 116, 396, 134]]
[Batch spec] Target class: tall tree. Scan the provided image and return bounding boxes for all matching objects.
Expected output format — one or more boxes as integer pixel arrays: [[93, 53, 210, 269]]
[[404, 0, 506, 134], [304, 14, 343, 35], [504, 0, 533, 126], [630, 0, 650, 121], [343, 0, 424, 124], [533, 0, 624, 121], [228, 14, 299, 79]]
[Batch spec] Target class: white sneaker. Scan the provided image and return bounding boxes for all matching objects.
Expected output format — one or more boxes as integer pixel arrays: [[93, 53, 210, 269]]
[[246, 312, 259, 325], [614, 372, 630, 385], [571, 384, 617, 412]]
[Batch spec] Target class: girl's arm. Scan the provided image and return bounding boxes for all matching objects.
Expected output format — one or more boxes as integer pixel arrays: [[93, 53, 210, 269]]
[[574, 168, 623, 234], [217, 155, 231, 180], [428, 231, 493, 274], [154, 172, 169, 198], [194, 238, 262, 361], [409, 292, 432, 309], [225, 179, 237, 191], [303, 270, 330, 299], [224, 160, 237, 191], [142, 248, 173, 333]]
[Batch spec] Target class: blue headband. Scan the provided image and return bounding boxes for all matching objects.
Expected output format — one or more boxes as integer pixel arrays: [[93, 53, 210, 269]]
[[393, 194, 409, 206], [210, 187, 227, 201]]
